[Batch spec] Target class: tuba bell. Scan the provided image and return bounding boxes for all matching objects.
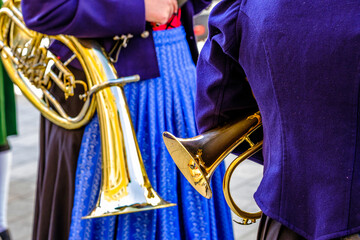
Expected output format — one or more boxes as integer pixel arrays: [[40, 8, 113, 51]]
[[163, 110, 263, 225], [0, 0, 175, 218]]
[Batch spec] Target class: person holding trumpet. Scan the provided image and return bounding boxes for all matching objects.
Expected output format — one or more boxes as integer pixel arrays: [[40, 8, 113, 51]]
[[194, 0, 360, 239]]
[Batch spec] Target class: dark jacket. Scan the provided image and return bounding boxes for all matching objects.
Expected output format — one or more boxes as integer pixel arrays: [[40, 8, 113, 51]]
[[196, 0, 360, 239], [21, 0, 211, 80]]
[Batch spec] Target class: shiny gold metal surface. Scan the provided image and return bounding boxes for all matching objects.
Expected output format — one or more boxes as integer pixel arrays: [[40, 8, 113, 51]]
[[222, 140, 263, 225], [163, 111, 262, 224], [0, 0, 175, 219], [0, 0, 96, 129]]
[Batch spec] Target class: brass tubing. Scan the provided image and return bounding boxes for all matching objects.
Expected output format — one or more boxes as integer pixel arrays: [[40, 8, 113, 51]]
[[163, 111, 263, 224], [223, 141, 263, 225]]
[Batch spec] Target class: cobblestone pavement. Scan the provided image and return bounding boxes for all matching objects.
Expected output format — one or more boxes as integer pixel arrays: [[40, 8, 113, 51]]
[[7, 94, 263, 240]]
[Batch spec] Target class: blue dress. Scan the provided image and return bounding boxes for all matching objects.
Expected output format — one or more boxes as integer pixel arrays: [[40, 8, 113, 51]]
[[69, 27, 234, 240]]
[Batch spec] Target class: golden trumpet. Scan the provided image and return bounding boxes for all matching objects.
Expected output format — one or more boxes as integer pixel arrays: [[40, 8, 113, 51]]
[[163, 111, 262, 224]]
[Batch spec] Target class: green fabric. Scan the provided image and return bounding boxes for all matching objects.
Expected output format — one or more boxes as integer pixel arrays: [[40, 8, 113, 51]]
[[0, 0, 18, 146], [0, 60, 17, 146]]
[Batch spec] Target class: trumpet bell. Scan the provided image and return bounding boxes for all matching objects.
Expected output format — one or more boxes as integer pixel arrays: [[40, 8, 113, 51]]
[[163, 132, 212, 199]]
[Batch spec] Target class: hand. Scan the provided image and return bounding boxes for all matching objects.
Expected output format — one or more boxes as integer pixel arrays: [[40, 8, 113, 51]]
[[144, 0, 178, 25]]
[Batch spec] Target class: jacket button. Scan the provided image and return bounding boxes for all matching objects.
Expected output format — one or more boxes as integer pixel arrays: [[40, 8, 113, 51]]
[[141, 31, 149, 38]]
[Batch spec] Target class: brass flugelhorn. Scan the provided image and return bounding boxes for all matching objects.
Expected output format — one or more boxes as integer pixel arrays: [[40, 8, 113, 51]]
[[163, 111, 263, 224], [0, 0, 175, 218]]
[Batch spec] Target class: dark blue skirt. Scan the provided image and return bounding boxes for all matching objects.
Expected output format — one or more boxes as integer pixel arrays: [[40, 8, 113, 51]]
[[69, 27, 234, 240]]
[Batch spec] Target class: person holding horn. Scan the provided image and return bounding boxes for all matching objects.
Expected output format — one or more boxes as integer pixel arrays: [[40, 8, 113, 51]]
[[21, 0, 234, 239], [195, 0, 360, 239]]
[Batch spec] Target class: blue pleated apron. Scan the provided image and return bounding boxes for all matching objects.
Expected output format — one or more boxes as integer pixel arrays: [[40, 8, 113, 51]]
[[69, 27, 234, 240]]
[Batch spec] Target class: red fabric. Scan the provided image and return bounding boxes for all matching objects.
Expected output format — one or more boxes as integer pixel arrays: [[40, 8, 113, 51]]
[[152, 9, 181, 31]]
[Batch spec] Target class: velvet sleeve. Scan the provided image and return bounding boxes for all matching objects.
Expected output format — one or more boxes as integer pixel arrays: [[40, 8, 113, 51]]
[[21, 0, 146, 38], [195, 0, 258, 134]]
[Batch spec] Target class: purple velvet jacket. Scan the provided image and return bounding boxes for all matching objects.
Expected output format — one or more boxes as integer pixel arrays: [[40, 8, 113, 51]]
[[21, 0, 211, 80], [196, 0, 360, 239]]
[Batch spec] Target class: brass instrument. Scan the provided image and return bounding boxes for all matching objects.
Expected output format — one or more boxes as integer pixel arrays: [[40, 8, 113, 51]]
[[0, 0, 175, 218], [163, 111, 263, 225]]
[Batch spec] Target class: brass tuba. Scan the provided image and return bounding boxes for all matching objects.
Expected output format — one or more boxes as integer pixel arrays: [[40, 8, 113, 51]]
[[163, 111, 263, 225], [0, 0, 175, 218]]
